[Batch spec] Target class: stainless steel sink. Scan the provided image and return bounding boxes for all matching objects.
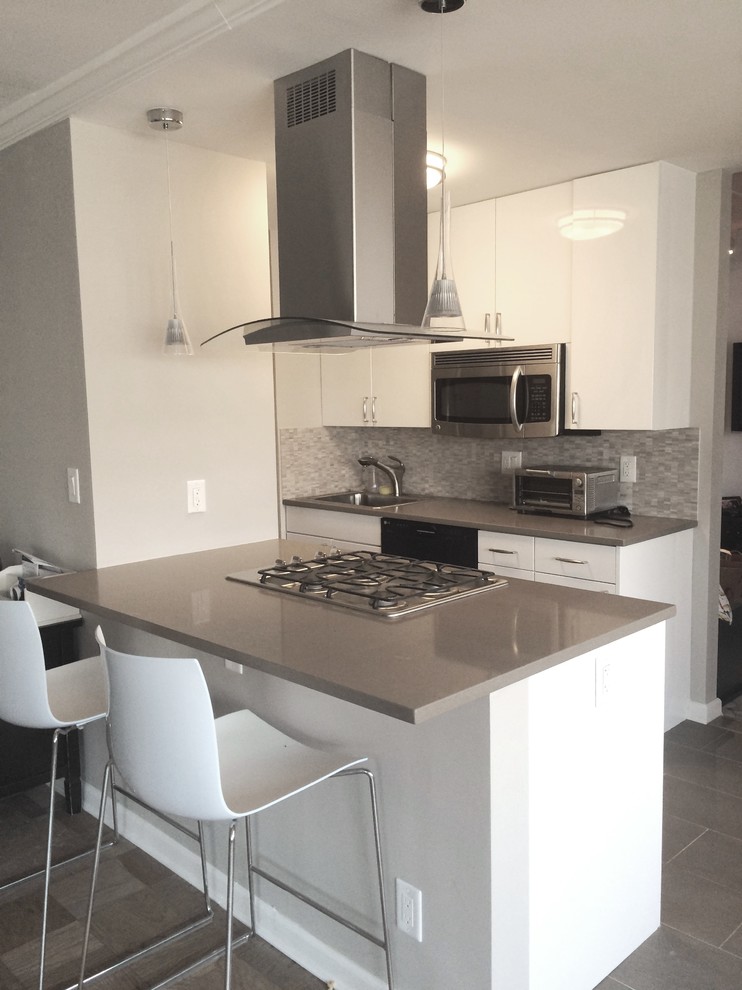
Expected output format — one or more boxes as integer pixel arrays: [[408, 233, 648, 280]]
[[313, 491, 419, 508]]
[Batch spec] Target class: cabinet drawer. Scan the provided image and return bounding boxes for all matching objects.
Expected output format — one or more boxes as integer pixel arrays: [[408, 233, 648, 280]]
[[534, 538, 617, 584], [285, 506, 381, 548], [535, 572, 615, 594], [478, 532, 535, 571], [480, 561, 535, 581]]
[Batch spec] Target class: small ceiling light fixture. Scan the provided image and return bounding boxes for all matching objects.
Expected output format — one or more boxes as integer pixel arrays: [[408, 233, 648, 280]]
[[557, 209, 627, 241], [426, 150, 446, 189], [421, 0, 466, 332], [147, 107, 193, 356]]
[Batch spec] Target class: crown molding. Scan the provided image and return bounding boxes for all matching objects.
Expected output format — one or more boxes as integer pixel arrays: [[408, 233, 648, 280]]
[[0, 0, 286, 152]]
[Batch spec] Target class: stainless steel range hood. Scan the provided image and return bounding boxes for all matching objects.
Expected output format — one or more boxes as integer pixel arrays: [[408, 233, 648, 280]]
[[204, 49, 496, 354]]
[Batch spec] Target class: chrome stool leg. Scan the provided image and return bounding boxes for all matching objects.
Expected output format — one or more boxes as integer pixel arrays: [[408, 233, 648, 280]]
[[38, 727, 62, 990], [77, 768, 248, 990], [246, 768, 394, 990]]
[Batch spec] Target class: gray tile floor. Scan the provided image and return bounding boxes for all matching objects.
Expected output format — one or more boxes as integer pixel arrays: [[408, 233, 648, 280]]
[[0, 787, 324, 990], [597, 713, 742, 990], [4, 715, 742, 989]]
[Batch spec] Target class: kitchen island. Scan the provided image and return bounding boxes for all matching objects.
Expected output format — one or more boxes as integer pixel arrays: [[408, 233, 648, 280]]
[[29, 540, 673, 990]]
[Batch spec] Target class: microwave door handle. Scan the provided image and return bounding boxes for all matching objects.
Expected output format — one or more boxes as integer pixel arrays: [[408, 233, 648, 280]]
[[510, 365, 525, 433]]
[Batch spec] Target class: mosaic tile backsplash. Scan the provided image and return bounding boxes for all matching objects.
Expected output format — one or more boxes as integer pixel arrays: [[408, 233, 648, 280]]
[[279, 426, 699, 519]]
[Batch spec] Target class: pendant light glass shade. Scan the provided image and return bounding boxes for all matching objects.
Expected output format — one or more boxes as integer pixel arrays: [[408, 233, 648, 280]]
[[422, 183, 464, 330], [163, 242, 193, 356], [164, 318, 192, 356]]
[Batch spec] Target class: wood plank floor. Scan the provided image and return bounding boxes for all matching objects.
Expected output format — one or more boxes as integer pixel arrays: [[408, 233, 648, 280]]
[[0, 786, 325, 990]]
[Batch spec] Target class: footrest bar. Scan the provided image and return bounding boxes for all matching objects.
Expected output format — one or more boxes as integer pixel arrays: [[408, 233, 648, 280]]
[[250, 864, 386, 950], [72, 909, 217, 989]]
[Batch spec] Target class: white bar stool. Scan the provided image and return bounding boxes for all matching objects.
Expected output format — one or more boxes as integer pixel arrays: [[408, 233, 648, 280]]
[[0, 601, 111, 990], [79, 637, 394, 990]]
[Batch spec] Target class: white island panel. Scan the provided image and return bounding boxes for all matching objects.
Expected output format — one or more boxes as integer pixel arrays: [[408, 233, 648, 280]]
[[491, 622, 665, 990]]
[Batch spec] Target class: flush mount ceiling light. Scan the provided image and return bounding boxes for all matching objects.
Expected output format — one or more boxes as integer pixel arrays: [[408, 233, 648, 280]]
[[426, 150, 446, 189], [557, 209, 627, 241], [421, 0, 466, 331], [147, 107, 193, 356]]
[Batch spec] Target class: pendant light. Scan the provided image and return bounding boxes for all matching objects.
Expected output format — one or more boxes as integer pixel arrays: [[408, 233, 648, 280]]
[[421, 0, 466, 332], [147, 107, 193, 356]]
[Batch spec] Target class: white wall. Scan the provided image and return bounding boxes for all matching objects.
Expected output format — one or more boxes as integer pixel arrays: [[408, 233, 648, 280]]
[[70, 120, 279, 565]]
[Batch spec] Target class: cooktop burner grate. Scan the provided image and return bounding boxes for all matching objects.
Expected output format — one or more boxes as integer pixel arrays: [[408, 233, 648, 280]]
[[227, 550, 508, 617]]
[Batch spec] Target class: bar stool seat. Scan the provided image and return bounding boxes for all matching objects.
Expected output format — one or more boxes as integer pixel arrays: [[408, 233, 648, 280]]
[[80, 638, 394, 990], [0, 600, 109, 990]]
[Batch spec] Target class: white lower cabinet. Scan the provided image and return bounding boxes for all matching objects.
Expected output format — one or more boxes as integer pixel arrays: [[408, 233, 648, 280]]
[[478, 531, 535, 581], [480, 526, 693, 729], [534, 537, 617, 589], [284, 506, 381, 551], [478, 532, 615, 590]]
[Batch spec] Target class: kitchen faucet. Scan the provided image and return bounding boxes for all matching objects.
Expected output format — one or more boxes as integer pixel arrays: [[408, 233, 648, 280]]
[[357, 454, 405, 497]]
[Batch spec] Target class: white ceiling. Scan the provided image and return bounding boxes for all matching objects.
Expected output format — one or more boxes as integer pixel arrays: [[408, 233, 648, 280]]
[[2, 0, 742, 206]]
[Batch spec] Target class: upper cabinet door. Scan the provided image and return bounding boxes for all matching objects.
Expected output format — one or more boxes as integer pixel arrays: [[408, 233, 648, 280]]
[[428, 200, 497, 350], [494, 182, 573, 345], [320, 350, 373, 426], [371, 344, 431, 427], [320, 345, 431, 427], [568, 162, 695, 431]]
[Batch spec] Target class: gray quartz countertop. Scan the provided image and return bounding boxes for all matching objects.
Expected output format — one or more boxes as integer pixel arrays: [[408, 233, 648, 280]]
[[29, 540, 674, 724], [283, 495, 697, 547]]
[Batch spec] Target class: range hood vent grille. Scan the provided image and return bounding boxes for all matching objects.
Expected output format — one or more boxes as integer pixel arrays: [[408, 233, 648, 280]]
[[286, 68, 337, 128]]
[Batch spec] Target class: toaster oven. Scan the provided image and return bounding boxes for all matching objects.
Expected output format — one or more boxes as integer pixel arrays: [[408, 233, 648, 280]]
[[513, 466, 620, 518]]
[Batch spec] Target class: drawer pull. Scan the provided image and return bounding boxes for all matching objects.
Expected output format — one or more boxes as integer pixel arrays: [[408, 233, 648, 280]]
[[554, 556, 589, 566], [489, 548, 516, 555]]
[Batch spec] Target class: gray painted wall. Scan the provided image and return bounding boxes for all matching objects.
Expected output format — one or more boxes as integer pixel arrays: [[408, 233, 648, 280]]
[[0, 121, 96, 570]]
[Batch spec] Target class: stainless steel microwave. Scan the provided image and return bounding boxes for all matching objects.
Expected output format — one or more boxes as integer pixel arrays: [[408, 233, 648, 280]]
[[431, 343, 565, 439]]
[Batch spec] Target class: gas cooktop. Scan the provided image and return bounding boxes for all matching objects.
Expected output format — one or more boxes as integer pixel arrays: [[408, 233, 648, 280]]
[[227, 550, 508, 618]]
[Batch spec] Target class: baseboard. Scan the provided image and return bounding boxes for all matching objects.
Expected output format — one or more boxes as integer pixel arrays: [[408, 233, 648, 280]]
[[685, 697, 723, 724], [80, 782, 385, 990]]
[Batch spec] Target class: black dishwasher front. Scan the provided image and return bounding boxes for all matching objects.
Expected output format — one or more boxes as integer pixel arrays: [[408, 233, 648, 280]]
[[380, 517, 477, 568]]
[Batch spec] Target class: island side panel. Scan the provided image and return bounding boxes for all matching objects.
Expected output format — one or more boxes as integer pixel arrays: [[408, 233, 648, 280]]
[[490, 622, 665, 990]]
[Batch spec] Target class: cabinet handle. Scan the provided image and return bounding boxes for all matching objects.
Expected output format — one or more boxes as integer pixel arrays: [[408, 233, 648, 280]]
[[554, 556, 588, 566], [571, 391, 579, 426], [484, 312, 503, 338], [363, 396, 369, 423], [489, 548, 516, 555], [371, 395, 377, 424]]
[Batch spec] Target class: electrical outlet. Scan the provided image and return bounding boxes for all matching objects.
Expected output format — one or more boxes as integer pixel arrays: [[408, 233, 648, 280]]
[[595, 658, 611, 707], [501, 451, 523, 473], [396, 879, 422, 941], [619, 456, 637, 483], [187, 479, 206, 513]]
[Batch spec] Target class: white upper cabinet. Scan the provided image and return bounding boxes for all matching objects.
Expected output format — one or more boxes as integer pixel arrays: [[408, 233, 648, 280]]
[[428, 200, 499, 350], [494, 182, 572, 344], [320, 344, 431, 427], [320, 161, 695, 433], [567, 162, 695, 431]]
